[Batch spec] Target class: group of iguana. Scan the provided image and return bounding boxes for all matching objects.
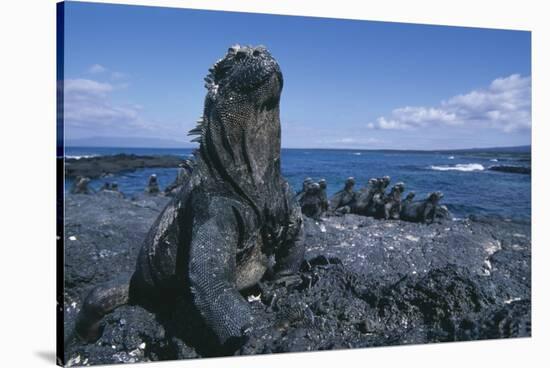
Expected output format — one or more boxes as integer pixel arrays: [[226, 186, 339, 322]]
[[297, 175, 449, 223]]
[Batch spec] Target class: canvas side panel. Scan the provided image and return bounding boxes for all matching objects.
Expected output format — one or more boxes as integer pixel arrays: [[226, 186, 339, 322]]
[[56, 2, 65, 366]]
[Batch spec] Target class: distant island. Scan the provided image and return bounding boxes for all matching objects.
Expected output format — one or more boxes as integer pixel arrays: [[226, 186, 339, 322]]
[[64, 138, 531, 154]]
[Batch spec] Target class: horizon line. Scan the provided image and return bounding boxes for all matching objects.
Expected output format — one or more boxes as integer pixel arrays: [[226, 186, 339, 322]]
[[63, 144, 531, 152]]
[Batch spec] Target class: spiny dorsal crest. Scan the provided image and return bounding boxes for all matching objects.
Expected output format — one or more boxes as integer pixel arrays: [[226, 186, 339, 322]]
[[191, 44, 244, 145], [188, 116, 205, 144]]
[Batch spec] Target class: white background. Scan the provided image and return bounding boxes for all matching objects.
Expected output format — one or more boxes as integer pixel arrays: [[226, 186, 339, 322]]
[[1, 0, 548, 367]]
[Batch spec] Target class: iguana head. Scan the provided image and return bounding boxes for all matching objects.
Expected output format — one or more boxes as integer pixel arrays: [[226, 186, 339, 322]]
[[191, 45, 285, 212], [367, 178, 378, 190], [204, 45, 282, 104], [428, 191, 444, 203]]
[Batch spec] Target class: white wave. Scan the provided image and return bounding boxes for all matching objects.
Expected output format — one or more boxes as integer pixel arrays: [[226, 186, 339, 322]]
[[448, 156, 455, 159], [430, 163, 485, 172], [65, 154, 98, 160], [490, 158, 498, 162], [353, 152, 362, 156]]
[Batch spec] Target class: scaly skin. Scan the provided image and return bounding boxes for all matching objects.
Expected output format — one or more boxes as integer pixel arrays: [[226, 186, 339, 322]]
[[74, 45, 305, 352]]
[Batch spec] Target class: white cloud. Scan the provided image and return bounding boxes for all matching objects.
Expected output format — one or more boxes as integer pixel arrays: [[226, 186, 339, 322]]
[[88, 64, 107, 74], [368, 74, 531, 132], [110, 71, 126, 80], [87, 64, 128, 81], [63, 78, 146, 130], [313, 136, 383, 147], [64, 78, 113, 96], [335, 137, 381, 144]]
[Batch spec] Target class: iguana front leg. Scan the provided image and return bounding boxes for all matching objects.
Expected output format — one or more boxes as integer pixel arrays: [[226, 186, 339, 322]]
[[187, 207, 253, 350], [274, 204, 305, 277], [423, 203, 435, 224]]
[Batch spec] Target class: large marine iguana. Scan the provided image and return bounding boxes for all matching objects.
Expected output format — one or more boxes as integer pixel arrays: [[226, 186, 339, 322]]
[[74, 45, 305, 352]]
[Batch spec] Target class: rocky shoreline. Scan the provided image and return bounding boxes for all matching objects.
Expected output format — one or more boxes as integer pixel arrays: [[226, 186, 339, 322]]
[[488, 165, 531, 175], [63, 192, 531, 366], [64, 154, 185, 179]]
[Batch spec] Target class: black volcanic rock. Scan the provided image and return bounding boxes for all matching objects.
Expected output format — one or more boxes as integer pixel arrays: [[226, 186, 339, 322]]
[[63, 194, 531, 365], [64, 154, 186, 179], [489, 165, 531, 175]]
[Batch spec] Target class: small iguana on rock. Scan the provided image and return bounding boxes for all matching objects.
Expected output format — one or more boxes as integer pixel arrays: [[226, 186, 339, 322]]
[[352, 178, 379, 216], [164, 159, 193, 196], [299, 182, 323, 220], [400, 191, 444, 223], [74, 45, 305, 351], [70, 176, 93, 194], [144, 174, 160, 194], [382, 182, 405, 220], [329, 177, 356, 215], [318, 179, 329, 213]]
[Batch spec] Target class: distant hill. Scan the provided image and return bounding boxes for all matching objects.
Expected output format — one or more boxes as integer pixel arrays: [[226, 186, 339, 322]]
[[437, 145, 531, 153], [66, 136, 196, 149], [62, 137, 530, 154], [282, 145, 531, 154]]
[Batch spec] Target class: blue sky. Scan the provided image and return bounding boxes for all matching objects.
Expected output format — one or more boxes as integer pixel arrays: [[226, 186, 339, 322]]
[[62, 1, 531, 149]]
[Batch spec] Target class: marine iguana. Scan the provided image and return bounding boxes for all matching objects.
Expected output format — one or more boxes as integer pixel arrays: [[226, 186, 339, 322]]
[[164, 159, 193, 196], [74, 45, 305, 352], [400, 191, 444, 223], [99, 181, 124, 198], [403, 191, 415, 205], [318, 179, 329, 213], [295, 177, 314, 203], [383, 182, 405, 220], [369, 176, 391, 217], [351, 178, 379, 215], [300, 182, 323, 220], [329, 177, 356, 215], [144, 174, 160, 194], [70, 176, 93, 194]]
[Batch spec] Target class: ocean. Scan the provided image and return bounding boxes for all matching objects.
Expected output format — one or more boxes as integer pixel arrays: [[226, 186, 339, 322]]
[[64, 146, 531, 220]]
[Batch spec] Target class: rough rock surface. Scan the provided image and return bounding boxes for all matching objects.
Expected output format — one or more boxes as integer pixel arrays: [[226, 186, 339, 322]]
[[65, 154, 185, 179], [488, 165, 531, 175], [63, 194, 531, 366]]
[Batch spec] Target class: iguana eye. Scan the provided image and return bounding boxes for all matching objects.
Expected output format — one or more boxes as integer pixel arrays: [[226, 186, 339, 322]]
[[235, 50, 247, 60]]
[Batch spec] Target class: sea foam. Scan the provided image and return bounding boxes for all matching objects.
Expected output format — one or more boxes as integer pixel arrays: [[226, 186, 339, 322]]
[[65, 154, 98, 160], [430, 163, 485, 172]]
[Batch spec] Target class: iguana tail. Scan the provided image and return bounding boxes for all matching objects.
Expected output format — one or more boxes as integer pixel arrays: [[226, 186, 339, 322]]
[[74, 276, 131, 343]]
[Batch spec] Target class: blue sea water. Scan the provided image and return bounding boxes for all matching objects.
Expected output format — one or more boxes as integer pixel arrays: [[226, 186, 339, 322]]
[[64, 146, 531, 220]]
